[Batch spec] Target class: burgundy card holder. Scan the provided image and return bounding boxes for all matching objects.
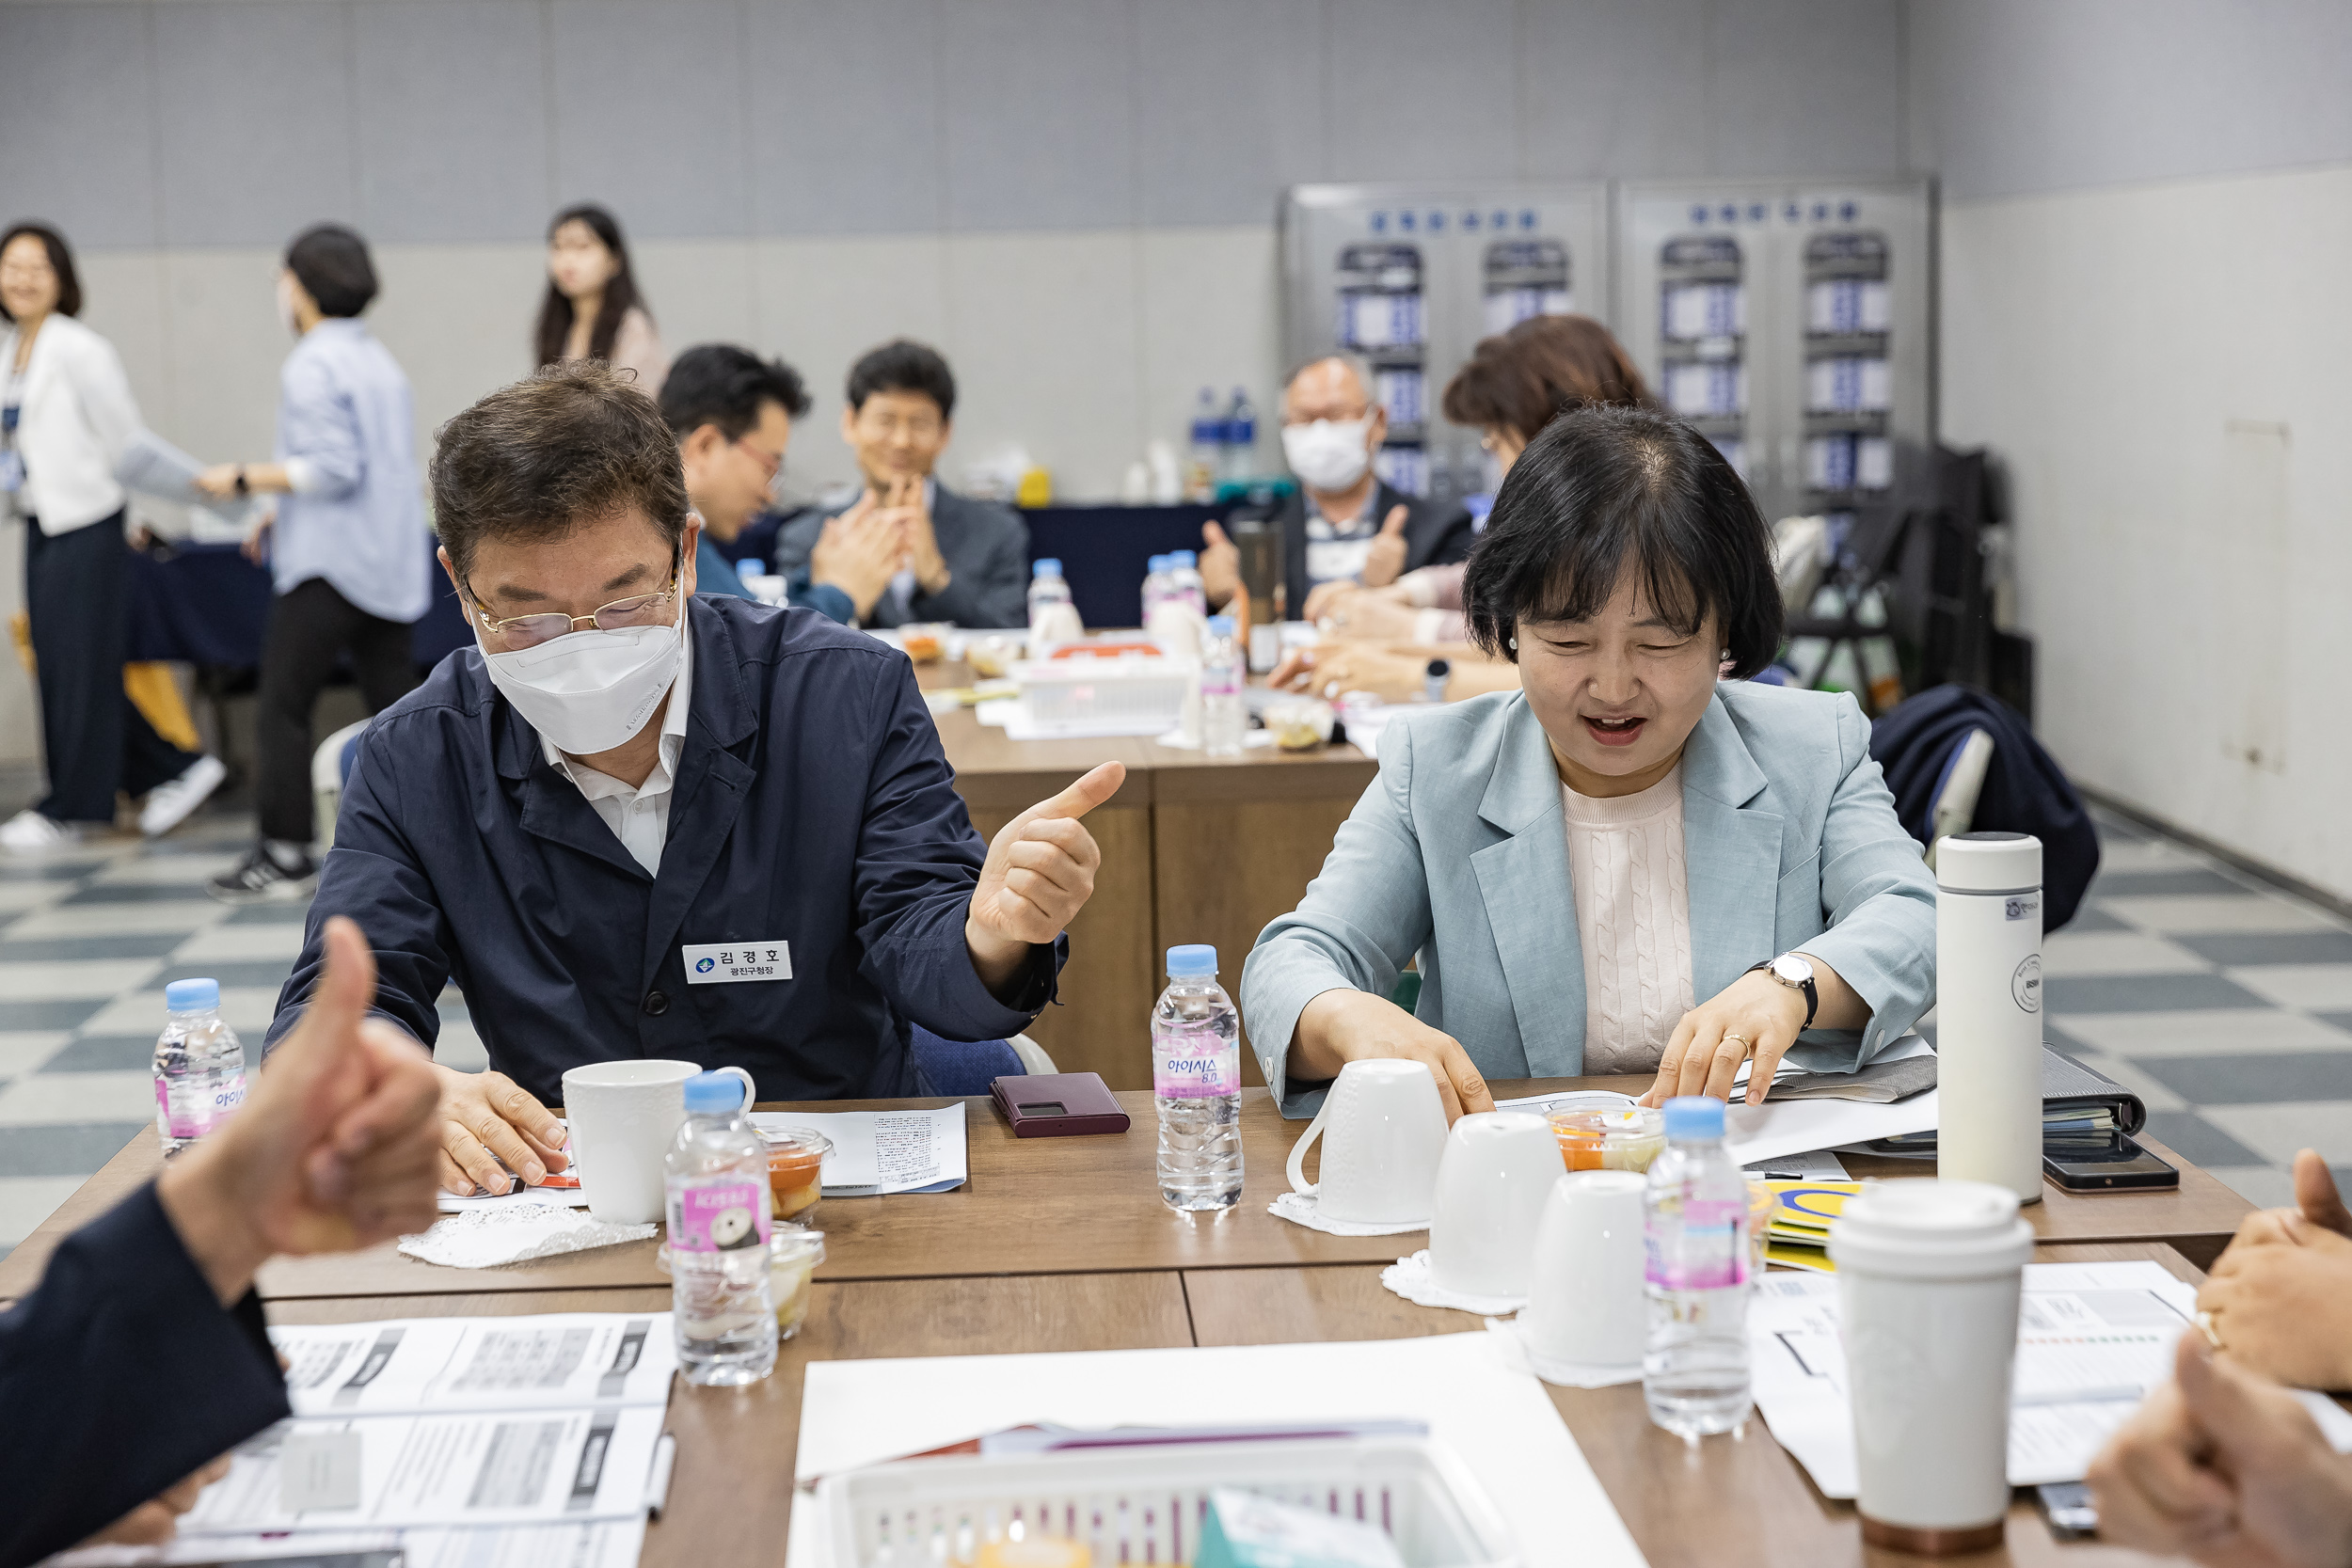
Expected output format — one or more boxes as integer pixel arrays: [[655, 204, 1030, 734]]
[[991, 1071, 1132, 1137]]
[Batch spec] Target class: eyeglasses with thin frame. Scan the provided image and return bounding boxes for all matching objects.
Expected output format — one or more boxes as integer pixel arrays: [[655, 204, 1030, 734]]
[[733, 435, 785, 480], [463, 559, 683, 650]]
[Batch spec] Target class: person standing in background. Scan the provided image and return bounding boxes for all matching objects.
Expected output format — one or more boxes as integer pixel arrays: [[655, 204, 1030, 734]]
[[535, 204, 666, 390], [769, 340, 1030, 630], [0, 222, 224, 853], [196, 225, 428, 901], [657, 343, 900, 622]]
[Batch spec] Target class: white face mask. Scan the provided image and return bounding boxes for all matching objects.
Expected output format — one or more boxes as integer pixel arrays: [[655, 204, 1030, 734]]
[[1281, 417, 1375, 494], [480, 609, 685, 756]]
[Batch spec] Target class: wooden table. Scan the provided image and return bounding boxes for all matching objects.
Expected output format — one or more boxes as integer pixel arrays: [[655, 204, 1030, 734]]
[[0, 1081, 2254, 1303], [922, 658, 1376, 1089], [261, 1240, 2207, 1568]]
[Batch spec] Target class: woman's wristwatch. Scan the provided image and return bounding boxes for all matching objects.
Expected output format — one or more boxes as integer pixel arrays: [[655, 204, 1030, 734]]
[[1748, 953, 1819, 1029], [232, 466, 248, 497]]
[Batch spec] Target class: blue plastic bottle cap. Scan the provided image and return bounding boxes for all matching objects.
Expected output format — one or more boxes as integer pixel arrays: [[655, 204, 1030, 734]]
[[684, 1071, 747, 1114], [165, 978, 220, 1012], [1166, 943, 1218, 978], [1171, 550, 1197, 566], [1663, 1096, 1724, 1140], [1206, 614, 1236, 637], [736, 559, 768, 578], [1148, 555, 1169, 573], [1033, 558, 1062, 578]]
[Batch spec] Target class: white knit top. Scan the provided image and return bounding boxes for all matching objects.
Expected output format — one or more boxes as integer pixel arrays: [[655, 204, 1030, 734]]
[[1561, 766, 1696, 1073]]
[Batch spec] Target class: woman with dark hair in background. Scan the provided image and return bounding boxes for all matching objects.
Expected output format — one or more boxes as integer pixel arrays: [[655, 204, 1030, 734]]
[[0, 221, 223, 853], [1242, 404, 1934, 1120], [535, 204, 666, 391]]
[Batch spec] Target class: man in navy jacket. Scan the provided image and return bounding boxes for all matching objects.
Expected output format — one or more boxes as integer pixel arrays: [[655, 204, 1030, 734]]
[[264, 363, 1122, 1197]]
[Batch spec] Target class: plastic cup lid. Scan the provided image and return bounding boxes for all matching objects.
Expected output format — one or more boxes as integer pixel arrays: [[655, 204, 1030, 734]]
[[761, 1125, 832, 1157], [1937, 832, 2042, 894], [1828, 1179, 2035, 1277]]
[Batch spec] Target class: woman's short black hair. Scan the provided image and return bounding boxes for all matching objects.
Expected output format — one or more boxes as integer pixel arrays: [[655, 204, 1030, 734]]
[[846, 338, 955, 420], [1463, 404, 1784, 679], [285, 224, 378, 318], [0, 223, 82, 320]]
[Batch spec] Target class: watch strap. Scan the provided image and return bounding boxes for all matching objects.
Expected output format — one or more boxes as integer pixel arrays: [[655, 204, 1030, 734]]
[[1748, 956, 1820, 1030]]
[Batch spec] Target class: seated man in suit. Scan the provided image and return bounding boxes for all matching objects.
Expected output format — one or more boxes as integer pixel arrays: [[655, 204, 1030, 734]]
[[770, 339, 1029, 629], [1200, 353, 1474, 617], [660, 342, 899, 621]]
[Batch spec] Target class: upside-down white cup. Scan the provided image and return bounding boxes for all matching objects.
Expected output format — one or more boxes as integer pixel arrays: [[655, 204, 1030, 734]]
[[563, 1060, 756, 1226], [1427, 1111, 1563, 1297], [1285, 1059, 1449, 1225], [1830, 1179, 2035, 1555], [1518, 1171, 1648, 1373]]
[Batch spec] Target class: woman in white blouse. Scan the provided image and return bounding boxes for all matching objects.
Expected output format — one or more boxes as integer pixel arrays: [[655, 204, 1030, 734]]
[[1240, 404, 1935, 1119], [533, 204, 666, 392], [0, 224, 221, 852]]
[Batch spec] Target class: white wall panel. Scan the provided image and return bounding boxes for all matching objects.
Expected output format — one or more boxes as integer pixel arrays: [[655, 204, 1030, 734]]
[[1518, 0, 1709, 181], [355, 0, 552, 244], [1132, 0, 1327, 227], [939, 0, 1137, 231], [548, 0, 751, 239], [0, 4, 160, 248], [152, 2, 358, 247], [1327, 0, 1518, 182], [747, 0, 944, 237], [1136, 227, 1282, 480]]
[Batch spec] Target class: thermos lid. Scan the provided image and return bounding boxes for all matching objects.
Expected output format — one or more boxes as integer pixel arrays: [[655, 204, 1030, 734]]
[[1936, 831, 2042, 895], [1828, 1179, 2035, 1279]]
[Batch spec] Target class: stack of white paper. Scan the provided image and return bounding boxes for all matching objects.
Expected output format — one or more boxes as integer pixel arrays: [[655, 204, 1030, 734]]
[[754, 1103, 968, 1196]]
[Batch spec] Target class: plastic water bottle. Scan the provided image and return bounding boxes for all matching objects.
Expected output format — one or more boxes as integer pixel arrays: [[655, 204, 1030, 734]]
[[1643, 1097, 1753, 1440], [1223, 387, 1257, 483], [1027, 557, 1073, 644], [1140, 553, 1172, 623], [1167, 550, 1207, 617], [1186, 388, 1223, 502], [664, 1071, 777, 1386], [1152, 944, 1243, 1213], [153, 978, 246, 1156], [1201, 614, 1246, 758]]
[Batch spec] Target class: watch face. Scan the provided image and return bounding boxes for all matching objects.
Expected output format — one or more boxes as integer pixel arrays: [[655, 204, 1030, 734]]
[[1772, 954, 1814, 987]]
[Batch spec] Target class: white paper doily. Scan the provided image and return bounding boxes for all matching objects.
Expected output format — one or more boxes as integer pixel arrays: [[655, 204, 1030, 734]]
[[1482, 1315, 1643, 1388], [398, 1204, 656, 1269], [1379, 1248, 1528, 1314], [1268, 1190, 1429, 1237]]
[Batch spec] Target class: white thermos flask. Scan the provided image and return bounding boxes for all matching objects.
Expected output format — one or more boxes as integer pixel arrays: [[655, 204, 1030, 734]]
[[1935, 832, 2044, 1203]]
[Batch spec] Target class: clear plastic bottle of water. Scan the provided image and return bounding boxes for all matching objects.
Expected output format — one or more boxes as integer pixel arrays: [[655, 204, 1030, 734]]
[[1140, 553, 1172, 623], [1027, 557, 1073, 646], [1152, 944, 1242, 1212], [1166, 550, 1208, 617], [153, 978, 246, 1156], [664, 1072, 777, 1386], [1643, 1096, 1753, 1440], [1223, 387, 1257, 483], [1186, 388, 1223, 502], [1201, 613, 1246, 758]]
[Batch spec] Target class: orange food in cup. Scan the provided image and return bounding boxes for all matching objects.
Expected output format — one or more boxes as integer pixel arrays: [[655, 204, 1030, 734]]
[[769, 1147, 823, 1218]]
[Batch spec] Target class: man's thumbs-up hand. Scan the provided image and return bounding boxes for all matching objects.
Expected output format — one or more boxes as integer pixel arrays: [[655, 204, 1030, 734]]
[[1359, 503, 1411, 587], [966, 761, 1127, 992]]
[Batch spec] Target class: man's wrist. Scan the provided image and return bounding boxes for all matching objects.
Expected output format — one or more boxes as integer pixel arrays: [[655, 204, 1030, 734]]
[[918, 562, 952, 596], [155, 1151, 272, 1307], [964, 917, 1031, 999]]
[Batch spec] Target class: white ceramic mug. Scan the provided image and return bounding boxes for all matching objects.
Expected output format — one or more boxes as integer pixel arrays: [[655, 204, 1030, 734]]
[[1518, 1171, 1648, 1372], [1830, 1179, 2035, 1553], [1427, 1110, 1563, 1297], [562, 1060, 756, 1226], [1284, 1059, 1449, 1225]]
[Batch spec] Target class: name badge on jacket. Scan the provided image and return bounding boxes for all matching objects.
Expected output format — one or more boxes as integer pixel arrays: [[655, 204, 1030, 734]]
[[1305, 537, 1374, 586], [683, 942, 792, 984]]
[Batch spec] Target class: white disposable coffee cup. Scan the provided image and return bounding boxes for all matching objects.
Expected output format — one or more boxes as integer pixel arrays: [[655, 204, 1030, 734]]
[[1518, 1171, 1647, 1375], [1285, 1058, 1449, 1225], [562, 1060, 756, 1226], [1427, 1111, 1562, 1298], [1829, 1179, 2035, 1554]]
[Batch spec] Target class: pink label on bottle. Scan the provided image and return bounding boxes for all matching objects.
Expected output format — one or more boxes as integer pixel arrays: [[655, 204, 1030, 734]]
[[671, 1180, 771, 1255], [155, 1077, 242, 1141], [1153, 1033, 1239, 1097], [1645, 1197, 1748, 1290]]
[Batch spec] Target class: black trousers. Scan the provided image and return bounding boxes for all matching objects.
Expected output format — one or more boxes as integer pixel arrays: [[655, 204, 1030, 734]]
[[24, 512, 199, 823], [256, 577, 418, 845]]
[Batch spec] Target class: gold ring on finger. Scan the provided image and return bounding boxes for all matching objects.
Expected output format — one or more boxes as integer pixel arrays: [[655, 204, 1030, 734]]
[[1723, 1033, 1749, 1049]]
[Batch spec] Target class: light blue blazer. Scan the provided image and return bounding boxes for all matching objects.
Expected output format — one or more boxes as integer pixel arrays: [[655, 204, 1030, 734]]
[[1241, 683, 1937, 1117]]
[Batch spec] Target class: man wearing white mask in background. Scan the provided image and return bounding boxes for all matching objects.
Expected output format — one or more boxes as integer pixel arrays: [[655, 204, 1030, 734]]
[[1199, 354, 1470, 617], [262, 363, 1124, 1197]]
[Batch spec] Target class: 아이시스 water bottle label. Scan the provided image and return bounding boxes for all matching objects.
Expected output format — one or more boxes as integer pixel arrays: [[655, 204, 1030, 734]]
[[1646, 1197, 1748, 1290], [155, 1075, 246, 1141], [672, 1180, 772, 1255], [1153, 1033, 1239, 1099]]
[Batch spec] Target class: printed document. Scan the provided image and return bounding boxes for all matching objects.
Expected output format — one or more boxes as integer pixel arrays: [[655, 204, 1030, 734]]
[[269, 1313, 676, 1416], [754, 1102, 967, 1195]]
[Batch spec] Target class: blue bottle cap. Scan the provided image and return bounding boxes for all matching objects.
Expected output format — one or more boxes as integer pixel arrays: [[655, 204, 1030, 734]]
[[165, 978, 219, 1012], [735, 558, 768, 578], [1170, 550, 1198, 566], [1662, 1096, 1724, 1140], [1148, 555, 1169, 573], [684, 1071, 747, 1115], [1033, 558, 1062, 578], [1207, 614, 1236, 637], [1166, 943, 1217, 977]]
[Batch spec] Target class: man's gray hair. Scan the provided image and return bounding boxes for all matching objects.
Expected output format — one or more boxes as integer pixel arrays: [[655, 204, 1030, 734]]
[[1279, 351, 1377, 416]]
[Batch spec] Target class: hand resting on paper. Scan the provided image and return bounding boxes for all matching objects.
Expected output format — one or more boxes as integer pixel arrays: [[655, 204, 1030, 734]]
[[432, 1064, 572, 1197], [1638, 952, 1871, 1108], [2196, 1149, 2352, 1390]]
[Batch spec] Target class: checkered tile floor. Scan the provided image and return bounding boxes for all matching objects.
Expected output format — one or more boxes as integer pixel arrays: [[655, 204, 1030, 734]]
[[0, 801, 2342, 1256], [0, 807, 485, 1259]]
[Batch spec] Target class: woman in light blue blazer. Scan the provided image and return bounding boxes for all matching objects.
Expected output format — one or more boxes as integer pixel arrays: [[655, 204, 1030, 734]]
[[1242, 406, 1934, 1119]]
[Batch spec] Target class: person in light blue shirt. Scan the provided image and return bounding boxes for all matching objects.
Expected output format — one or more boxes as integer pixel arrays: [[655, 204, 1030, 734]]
[[196, 225, 428, 902]]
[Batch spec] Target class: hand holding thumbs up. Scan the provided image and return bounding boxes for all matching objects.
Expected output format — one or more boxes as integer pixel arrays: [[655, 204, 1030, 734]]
[[966, 761, 1128, 993], [1359, 504, 1411, 587]]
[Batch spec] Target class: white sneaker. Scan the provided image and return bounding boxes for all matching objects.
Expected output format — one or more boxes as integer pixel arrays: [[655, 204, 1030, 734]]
[[139, 754, 228, 837], [0, 809, 81, 853]]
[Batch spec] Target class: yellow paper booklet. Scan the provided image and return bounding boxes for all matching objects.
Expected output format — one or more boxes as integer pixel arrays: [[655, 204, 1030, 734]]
[[1760, 1180, 1865, 1275]]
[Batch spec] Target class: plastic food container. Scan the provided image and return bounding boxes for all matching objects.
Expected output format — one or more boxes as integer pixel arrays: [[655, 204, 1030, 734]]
[[1547, 1104, 1666, 1173], [819, 1435, 1515, 1568], [966, 633, 1023, 679], [763, 1125, 831, 1225], [771, 1227, 825, 1338], [1263, 695, 1334, 752], [901, 624, 951, 664], [1012, 656, 1191, 738]]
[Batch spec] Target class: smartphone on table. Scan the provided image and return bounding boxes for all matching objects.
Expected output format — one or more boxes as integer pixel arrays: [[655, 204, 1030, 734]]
[[2042, 1131, 2180, 1191]]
